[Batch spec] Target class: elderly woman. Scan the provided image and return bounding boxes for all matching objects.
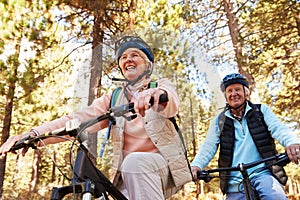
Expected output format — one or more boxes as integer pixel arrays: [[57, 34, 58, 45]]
[[0, 35, 192, 200]]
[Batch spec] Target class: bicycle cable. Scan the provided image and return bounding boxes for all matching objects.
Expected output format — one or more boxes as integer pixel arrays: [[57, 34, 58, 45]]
[[37, 135, 75, 181]]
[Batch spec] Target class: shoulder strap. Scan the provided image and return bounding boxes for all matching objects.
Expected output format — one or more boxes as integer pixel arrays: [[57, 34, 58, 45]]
[[169, 117, 185, 149], [169, 116, 194, 180], [148, 81, 158, 88], [110, 86, 122, 108], [99, 87, 122, 157], [218, 108, 227, 132]]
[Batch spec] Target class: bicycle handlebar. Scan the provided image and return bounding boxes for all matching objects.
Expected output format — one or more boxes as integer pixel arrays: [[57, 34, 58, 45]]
[[5, 93, 169, 154], [110, 93, 168, 117], [197, 152, 290, 182]]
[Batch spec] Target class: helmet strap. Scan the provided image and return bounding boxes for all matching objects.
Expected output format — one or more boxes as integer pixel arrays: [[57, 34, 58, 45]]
[[125, 69, 150, 86]]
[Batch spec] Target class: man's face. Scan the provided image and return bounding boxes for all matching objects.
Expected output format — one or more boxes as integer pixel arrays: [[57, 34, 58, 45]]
[[119, 48, 148, 82], [225, 83, 246, 108]]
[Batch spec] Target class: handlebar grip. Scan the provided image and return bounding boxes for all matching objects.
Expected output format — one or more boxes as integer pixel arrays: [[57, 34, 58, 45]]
[[150, 93, 169, 106], [125, 93, 169, 115], [277, 152, 290, 167], [197, 171, 212, 183]]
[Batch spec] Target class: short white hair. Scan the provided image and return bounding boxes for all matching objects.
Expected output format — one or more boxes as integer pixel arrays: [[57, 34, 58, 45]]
[[244, 86, 250, 99]]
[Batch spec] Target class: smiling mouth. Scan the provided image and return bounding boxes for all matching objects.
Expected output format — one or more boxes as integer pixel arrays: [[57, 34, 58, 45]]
[[125, 65, 136, 70], [230, 98, 241, 102]]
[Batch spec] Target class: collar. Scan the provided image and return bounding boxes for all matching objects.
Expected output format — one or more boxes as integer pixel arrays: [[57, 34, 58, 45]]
[[124, 78, 151, 99], [225, 101, 252, 119]]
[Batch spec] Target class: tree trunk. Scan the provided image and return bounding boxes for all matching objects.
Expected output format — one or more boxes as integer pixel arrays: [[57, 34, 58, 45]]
[[30, 150, 41, 192], [86, 0, 106, 161], [52, 147, 57, 183], [190, 96, 196, 157], [290, 0, 300, 37], [0, 43, 19, 198], [12, 154, 23, 189], [222, 0, 254, 91], [88, 11, 104, 104]]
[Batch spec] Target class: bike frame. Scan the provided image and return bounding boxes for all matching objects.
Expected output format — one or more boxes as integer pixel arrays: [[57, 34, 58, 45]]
[[50, 144, 127, 200], [198, 153, 290, 200]]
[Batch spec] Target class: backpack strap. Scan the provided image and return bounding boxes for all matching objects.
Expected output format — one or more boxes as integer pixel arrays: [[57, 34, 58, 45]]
[[99, 87, 122, 157], [169, 116, 194, 180], [218, 108, 227, 133], [148, 81, 158, 88], [110, 87, 122, 108]]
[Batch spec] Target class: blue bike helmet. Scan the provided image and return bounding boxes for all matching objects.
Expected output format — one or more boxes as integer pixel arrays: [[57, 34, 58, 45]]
[[114, 35, 155, 85], [220, 73, 249, 92], [115, 36, 154, 65]]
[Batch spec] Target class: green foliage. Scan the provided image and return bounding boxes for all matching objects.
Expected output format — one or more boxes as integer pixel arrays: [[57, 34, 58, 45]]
[[1, 0, 299, 199], [136, 0, 184, 32], [242, 0, 300, 129], [0, 0, 79, 198]]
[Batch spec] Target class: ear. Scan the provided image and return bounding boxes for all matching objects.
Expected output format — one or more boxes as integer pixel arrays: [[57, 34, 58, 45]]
[[245, 93, 250, 100], [147, 62, 152, 70], [146, 62, 153, 75], [224, 94, 229, 102], [223, 90, 228, 101]]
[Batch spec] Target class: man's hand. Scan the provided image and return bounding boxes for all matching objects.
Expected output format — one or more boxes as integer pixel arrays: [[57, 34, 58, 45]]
[[191, 166, 201, 181], [286, 144, 300, 164]]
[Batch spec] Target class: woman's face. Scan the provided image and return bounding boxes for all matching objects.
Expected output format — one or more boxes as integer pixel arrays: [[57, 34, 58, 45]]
[[119, 48, 148, 82], [225, 83, 246, 108]]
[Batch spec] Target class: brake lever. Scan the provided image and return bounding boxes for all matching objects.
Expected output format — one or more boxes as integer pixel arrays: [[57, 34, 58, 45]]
[[110, 103, 134, 118], [10, 135, 38, 152]]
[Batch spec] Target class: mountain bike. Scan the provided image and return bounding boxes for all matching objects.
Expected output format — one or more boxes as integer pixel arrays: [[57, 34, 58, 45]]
[[197, 153, 291, 200], [3, 94, 169, 200]]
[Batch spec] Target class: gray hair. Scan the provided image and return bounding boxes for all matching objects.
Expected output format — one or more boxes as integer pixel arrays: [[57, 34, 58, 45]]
[[244, 86, 250, 100], [135, 49, 153, 76]]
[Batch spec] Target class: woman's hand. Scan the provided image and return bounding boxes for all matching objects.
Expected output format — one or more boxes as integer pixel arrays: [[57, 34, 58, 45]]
[[133, 88, 167, 117], [0, 132, 32, 158]]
